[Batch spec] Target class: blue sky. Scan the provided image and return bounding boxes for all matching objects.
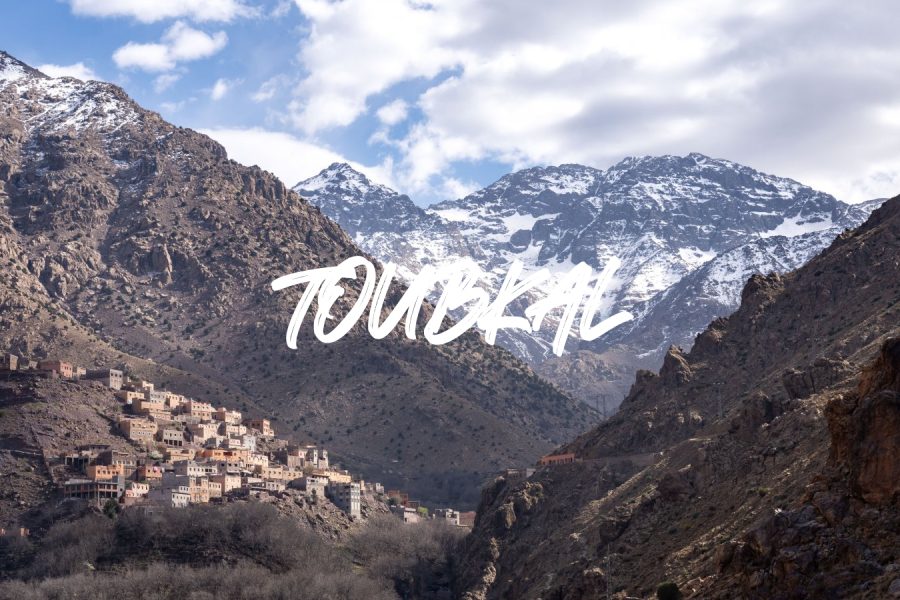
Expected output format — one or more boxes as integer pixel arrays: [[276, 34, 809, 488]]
[[4, 1, 900, 206]]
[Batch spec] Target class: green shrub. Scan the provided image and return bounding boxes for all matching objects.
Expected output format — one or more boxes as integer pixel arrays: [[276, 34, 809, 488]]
[[103, 499, 120, 519]]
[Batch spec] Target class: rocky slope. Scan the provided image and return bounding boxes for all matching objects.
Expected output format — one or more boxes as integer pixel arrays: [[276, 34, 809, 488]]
[[0, 374, 387, 542], [296, 159, 880, 408], [0, 51, 594, 508], [453, 195, 900, 598]]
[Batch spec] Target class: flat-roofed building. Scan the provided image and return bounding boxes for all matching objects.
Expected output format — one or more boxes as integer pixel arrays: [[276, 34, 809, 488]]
[[158, 427, 186, 447], [165, 447, 195, 462], [161, 473, 211, 504], [147, 389, 168, 404], [245, 418, 274, 437], [214, 407, 243, 424], [246, 453, 269, 469], [314, 468, 351, 484], [327, 481, 361, 519], [116, 390, 145, 405], [390, 505, 420, 523], [458, 511, 476, 528], [64, 476, 125, 502], [1, 353, 18, 371], [83, 368, 124, 390], [183, 399, 214, 421], [95, 450, 137, 478], [302, 474, 329, 501], [537, 452, 577, 467], [188, 422, 220, 444], [432, 508, 460, 525], [86, 464, 124, 481], [221, 423, 247, 438], [301, 445, 328, 469], [37, 360, 73, 378], [137, 464, 164, 482], [148, 487, 190, 508], [164, 392, 186, 409], [134, 396, 166, 416], [208, 480, 223, 499], [118, 418, 158, 443], [125, 481, 150, 498], [261, 480, 285, 493], [173, 460, 218, 477], [276, 447, 306, 470], [210, 473, 242, 494], [197, 448, 248, 463]]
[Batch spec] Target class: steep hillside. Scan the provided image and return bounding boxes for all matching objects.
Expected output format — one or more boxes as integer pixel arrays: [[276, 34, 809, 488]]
[[0, 51, 593, 507], [455, 195, 900, 598], [296, 159, 879, 408]]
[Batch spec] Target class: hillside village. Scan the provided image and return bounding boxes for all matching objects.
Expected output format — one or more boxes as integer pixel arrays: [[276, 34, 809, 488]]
[[0, 351, 474, 530]]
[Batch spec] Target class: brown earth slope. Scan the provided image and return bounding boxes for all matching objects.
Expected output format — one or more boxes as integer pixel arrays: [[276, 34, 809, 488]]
[[457, 195, 900, 598], [0, 51, 594, 507]]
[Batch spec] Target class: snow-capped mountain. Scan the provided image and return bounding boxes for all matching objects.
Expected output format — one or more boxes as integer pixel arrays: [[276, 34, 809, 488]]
[[0, 50, 596, 505], [0, 51, 139, 134], [297, 164, 483, 281], [296, 156, 879, 408]]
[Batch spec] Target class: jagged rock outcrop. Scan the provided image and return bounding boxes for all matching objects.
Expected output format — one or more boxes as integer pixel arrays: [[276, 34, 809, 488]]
[[456, 196, 900, 598], [660, 346, 693, 386], [717, 338, 900, 598], [828, 338, 900, 504], [783, 357, 855, 400]]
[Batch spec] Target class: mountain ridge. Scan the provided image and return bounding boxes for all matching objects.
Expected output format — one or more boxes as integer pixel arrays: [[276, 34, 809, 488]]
[[295, 157, 880, 408], [0, 50, 593, 508]]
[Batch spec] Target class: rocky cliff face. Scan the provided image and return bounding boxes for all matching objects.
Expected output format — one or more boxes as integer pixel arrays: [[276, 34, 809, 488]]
[[0, 51, 594, 507], [454, 196, 900, 598], [831, 337, 900, 505], [295, 158, 880, 408], [706, 337, 900, 599]]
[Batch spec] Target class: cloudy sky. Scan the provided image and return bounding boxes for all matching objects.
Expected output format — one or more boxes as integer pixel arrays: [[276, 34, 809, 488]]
[[5, 0, 900, 204]]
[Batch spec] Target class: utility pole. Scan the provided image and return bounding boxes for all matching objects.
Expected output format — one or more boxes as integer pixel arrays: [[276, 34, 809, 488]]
[[708, 381, 724, 421], [598, 393, 609, 420], [717, 382, 724, 419]]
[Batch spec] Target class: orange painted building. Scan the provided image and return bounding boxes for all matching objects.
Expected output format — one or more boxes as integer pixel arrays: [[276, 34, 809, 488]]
[[86, 464, 125, 481], [37, 360, 73, 378], [537, 452, 577, 467]]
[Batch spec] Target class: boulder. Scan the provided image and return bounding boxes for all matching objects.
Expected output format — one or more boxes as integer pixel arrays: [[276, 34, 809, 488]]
[[782, 357, 855, 400]]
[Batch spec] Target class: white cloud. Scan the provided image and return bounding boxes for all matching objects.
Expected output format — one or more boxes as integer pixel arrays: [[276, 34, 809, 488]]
[[437, 176, 479, 200], [270, 0, 293, 18], [113, 21, 227, 72], [201, 127, 394, 188], [210, 77, 240, 100], [376, 99, 408, 126], [252, 75, 288, 102], [153, 73, 181, 92], [37, 62, 101, 81], [68, 0, 255, 23], [289, 0, 471, 133], [159, 100, 187, 113], [113, 43, 172, 71], [288, 0, 900, 203], [164, 21, 228, 60], [807, 160, 900, 204]]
